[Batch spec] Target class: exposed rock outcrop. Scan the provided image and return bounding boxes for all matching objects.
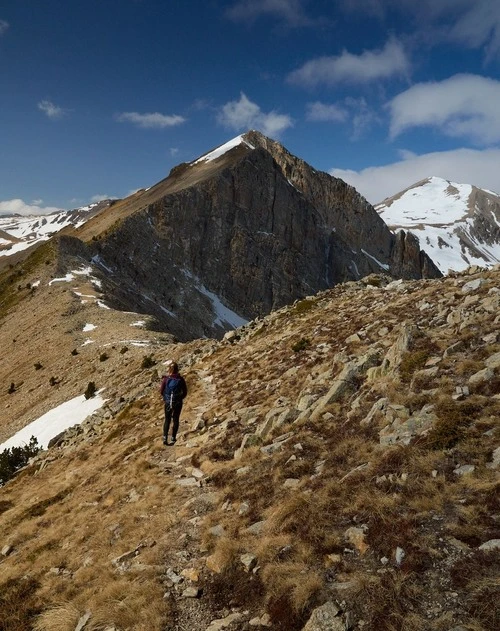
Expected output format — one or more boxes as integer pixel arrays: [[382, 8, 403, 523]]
[[57, 131, 440, 341]]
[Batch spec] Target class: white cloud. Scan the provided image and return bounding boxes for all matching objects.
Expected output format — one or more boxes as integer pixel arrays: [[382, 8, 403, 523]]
[[330, 147, 500, 204], [90, 194, 110, 203], [217, 92, 293, 136], [0, 19, 9, 35], [345, 97, 380, 139], [306, 98, 379, 139], [388, 74, 500, 145], [338, 0, 500, 61], [287, 38, 410, 87], [38, 99, 66, 120], [0, 199, 65, 216], [170, 147, 179, 156], [226, 0, 311, 26], [306, 102, 348, 122], [447, 0, 500, 60], [115, 111, 186, 129]]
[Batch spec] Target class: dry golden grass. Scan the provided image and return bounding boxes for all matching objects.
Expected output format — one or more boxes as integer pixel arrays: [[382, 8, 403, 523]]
[[2, 268, 500, 629], [32, 604, 81, 631]]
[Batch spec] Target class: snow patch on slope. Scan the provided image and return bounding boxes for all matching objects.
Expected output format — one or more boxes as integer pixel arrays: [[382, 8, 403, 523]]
[[192, 135, 255, 165], [0, 394, 106, 451], [376, 176, 500, 273]]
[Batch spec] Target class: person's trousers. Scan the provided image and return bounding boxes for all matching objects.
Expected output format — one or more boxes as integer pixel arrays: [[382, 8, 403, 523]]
[[163, 402, 182, 440]]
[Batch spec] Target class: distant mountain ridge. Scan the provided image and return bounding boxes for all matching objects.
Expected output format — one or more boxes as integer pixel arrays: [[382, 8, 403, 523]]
[[0, 200, 114, 267], [375, 176, 500, 273]]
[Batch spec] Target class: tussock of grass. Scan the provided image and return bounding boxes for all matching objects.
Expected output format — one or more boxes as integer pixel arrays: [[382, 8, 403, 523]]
[[33, 604, 81, 631], [262, 562, 322, 622], [0, 577, 41, 631], [422, 396, 483, 449]]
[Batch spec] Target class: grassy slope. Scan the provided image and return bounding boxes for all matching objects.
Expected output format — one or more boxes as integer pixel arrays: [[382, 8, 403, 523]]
[[0, 269, 499, 631]]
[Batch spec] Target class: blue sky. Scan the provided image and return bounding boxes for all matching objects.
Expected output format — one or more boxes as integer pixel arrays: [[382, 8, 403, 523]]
[[1, 0, 500, 215]]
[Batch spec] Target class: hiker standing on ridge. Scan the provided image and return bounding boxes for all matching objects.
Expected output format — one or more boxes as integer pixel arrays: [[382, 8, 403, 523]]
[[160, 362, 187, 446]]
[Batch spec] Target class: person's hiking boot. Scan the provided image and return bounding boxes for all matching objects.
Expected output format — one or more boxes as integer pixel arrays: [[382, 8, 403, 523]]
[[171, 437, 177, 445], [163, 437, 168, 446]]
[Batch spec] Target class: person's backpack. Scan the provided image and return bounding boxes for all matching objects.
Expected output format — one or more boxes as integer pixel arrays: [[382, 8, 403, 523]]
[[163, 376, 183, 406]]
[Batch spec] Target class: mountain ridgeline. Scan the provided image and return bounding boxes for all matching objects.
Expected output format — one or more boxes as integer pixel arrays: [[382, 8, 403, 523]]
[[57, 131, 440, 341]]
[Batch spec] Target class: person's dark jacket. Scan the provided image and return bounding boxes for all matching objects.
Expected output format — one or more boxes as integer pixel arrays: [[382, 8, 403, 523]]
[[160, 373, 187, 405]]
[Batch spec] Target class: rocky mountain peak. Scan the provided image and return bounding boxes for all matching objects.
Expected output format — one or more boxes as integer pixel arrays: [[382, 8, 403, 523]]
[[376, 176, 500, 273], [54, 132, 440, 342]]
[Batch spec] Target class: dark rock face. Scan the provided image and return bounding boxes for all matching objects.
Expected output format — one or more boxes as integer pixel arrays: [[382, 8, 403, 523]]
[[58, 131, 440, 341]]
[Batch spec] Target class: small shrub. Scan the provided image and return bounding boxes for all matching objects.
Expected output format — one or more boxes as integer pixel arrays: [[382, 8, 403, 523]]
[[49, 376, 58, 386], [71, 348, 79, 356], [120, 346, 129, 354], [8, 382, 15, 394], [422, 398, 482, 449], [141, 354, 156, 369], [0, 500, 13, 515], [34, 362, 43, 370], [99, 352, 109, 362], [0, 437, 39, 485], [291, 298, 316, 315], [399, 350, 429, 383], [292, 337, 311, 353], [84, 381, 97, 399]]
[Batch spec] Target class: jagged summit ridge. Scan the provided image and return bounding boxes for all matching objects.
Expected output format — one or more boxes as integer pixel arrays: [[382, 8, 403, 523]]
[[55, 130, 440, 341], [376, 176, 500, 273]]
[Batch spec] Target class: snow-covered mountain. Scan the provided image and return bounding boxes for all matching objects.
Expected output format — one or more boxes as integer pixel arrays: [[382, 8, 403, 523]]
[[0, 199, 113, 260], [375, 176, 500, 273]]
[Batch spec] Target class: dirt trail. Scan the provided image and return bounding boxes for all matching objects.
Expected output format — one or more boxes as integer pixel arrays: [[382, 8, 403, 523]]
[[151, 367, 226, 630]]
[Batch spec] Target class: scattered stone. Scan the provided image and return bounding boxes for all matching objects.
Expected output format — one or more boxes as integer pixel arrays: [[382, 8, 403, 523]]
[[462, 278, 485, 293], [453, 464, 475, 477], [345, 333, 361, 344], [175, 477, 199, 487], [249, 613, 272, 627], [443, 340, 466, 357], [487, 446, 500, 469], [468, 368, 494, 386], [283, 478, 300, 489], [325, 553, 342, 566], [246, 520, 265, 536], [206, 554, 224, 574], [240, 553, 258, 572], [223, 330, 238, 343], [379, 404, 436, 446], [478, 539, 500, 552], [234, 434, 260, 459], [75, 612, 92, 631], [206, 612, 243, 631], [166, 568, 183, 584], [302, 601, 344, 631], [182, 586, 200, 598], [395, 547, 405, 565], [112, 548, 139, 569], [180, 567, 199, 582], [344, 526, 369, 555], [238, 502, 250, 516], [485, 351, 500, 369], [1, 545, 13, 557], [296, 350, 380, 423], [209, 524, 226, 538]]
